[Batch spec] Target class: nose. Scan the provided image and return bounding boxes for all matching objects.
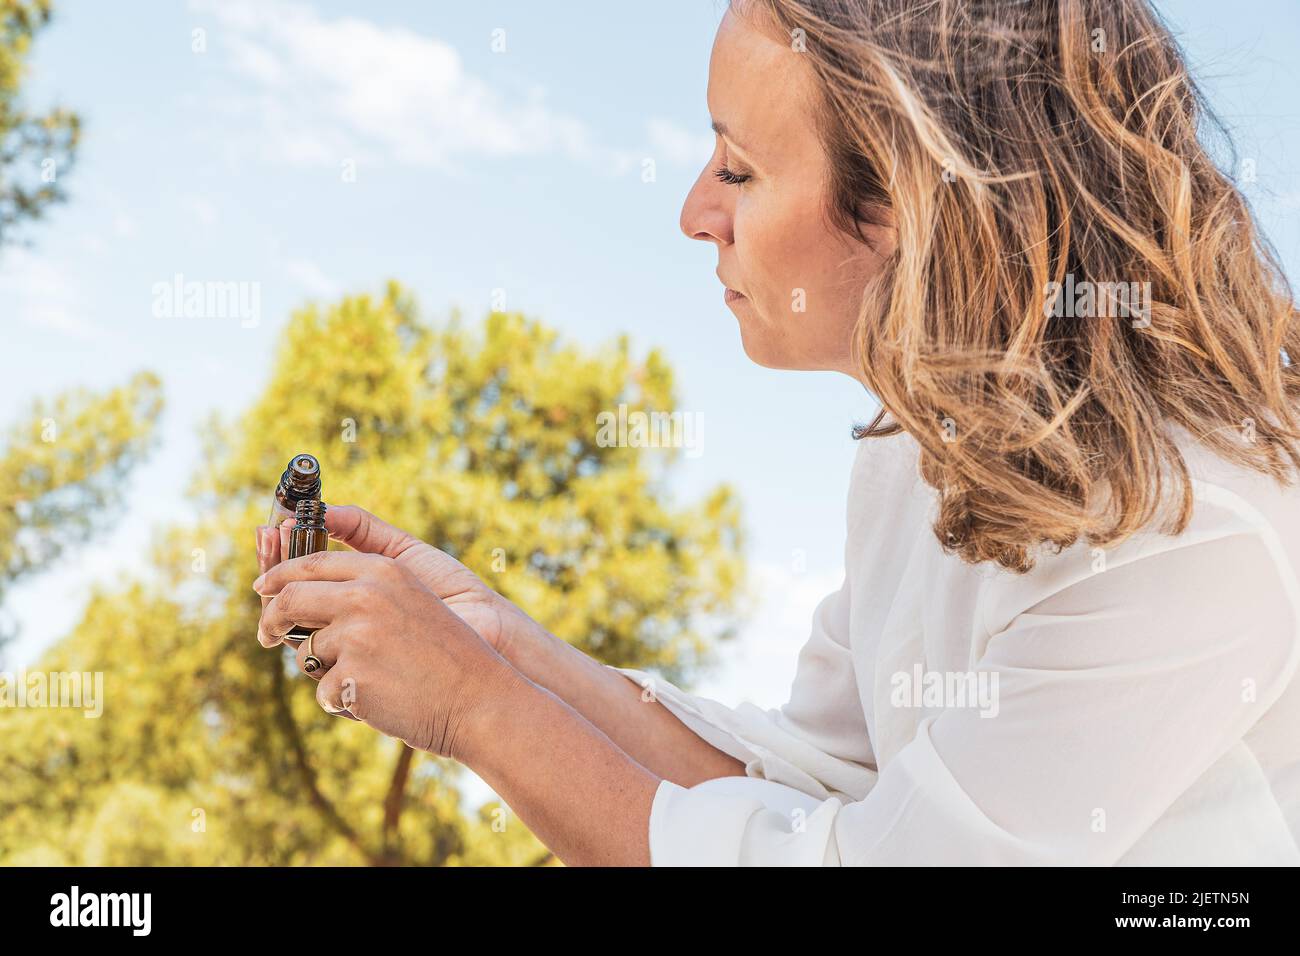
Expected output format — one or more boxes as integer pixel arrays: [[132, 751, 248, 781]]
[[679, 158, 734, 247]]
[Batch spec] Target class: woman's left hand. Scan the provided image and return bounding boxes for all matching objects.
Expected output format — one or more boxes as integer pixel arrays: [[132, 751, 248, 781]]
[[252, 550, 518, 760]]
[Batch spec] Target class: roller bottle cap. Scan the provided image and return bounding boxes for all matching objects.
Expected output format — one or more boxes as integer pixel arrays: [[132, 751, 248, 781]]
[[277, 453, 322, 502]]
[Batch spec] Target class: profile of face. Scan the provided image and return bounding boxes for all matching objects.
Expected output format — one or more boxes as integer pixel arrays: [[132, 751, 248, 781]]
[[680, 8, 896, 378]]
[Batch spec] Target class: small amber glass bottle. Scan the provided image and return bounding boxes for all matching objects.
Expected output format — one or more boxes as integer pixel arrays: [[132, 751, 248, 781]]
[[288, 498, 329, 560], [285, 499, 328, 639], [268, 453, 322, 530]]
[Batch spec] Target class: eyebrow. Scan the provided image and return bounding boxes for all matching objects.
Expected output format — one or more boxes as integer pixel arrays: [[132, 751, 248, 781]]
[[711, 119, 755, 157]]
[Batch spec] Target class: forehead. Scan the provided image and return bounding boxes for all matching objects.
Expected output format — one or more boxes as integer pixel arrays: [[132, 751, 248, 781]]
[[707, 8, 818, 161]]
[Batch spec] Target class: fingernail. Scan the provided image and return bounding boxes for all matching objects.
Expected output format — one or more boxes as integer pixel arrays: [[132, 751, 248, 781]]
[[252, 573, 266, 592]]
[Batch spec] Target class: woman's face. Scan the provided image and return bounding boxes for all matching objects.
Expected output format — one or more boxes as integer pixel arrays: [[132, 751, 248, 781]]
[[680, 8, 894, 377]]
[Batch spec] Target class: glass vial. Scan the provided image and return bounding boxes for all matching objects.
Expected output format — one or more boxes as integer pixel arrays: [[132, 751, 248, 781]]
[[268, 453, 322, 529], [285, 498, 328, 639], [287, 498, 329, 560]]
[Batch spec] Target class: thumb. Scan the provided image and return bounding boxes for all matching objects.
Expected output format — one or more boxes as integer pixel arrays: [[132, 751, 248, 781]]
[[325, 504, 421, 559]]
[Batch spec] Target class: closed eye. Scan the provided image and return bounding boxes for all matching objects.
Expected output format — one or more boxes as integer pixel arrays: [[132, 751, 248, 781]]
[[713, 164, 751, 186]]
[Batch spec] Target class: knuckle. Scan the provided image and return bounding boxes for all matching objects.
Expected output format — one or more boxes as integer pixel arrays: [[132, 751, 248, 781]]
[[346, 580, 375, 605], [302, 550, 331, 574], [349, 625, 374, 653], [277, 581, 301, 615], [369, 554, 399, 578], [274, 588, 309, 633]]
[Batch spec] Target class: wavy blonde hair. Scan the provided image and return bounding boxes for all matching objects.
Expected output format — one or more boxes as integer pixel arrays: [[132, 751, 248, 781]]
[[737, 0, 1300, 572]]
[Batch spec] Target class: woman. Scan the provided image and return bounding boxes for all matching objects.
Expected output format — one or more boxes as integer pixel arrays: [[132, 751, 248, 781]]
[[253, 0, 1300, 865]]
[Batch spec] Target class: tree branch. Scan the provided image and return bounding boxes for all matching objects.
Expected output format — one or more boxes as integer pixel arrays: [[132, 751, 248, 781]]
[[381, 743, 415, 863], [269, 654, 382, 866]]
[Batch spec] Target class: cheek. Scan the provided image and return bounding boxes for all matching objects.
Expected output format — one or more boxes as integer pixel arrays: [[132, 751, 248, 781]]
[[741, 209, 860, 324], [734, 199, 813, 316], [733, 204, 878, 370]]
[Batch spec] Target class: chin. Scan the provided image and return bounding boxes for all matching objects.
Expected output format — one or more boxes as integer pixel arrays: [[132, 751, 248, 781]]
[[733, 305, 822, 371], [736, 326, 798, 371]]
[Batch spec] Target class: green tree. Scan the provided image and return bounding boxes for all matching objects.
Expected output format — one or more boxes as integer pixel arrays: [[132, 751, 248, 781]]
[[1, 0, 80, 243], [0, 1, 157, 660], [0, 283, 746, 865], [0, 371, 164, 646]]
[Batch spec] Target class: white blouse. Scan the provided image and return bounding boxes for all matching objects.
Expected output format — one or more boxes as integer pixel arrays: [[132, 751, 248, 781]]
[[613, 425, 1300, 865]]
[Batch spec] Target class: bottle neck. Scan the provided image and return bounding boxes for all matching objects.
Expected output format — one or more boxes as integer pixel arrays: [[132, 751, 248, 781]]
[[294, 498, 327, 528], [277, 454, 322, 501]]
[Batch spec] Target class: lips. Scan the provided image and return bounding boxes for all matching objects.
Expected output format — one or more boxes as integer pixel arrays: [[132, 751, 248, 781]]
[[717, 271, 746, 302]]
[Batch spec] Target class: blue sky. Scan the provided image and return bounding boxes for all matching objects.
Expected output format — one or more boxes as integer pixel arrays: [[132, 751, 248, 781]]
[[3, 0, 1299, 715]]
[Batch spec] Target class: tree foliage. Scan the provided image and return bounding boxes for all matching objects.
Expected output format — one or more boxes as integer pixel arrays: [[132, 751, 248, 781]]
[[0, 284, 746, 865], [0, 0, 156, 663], [0, 371, 163, 633], [0, 0, 80, 243]]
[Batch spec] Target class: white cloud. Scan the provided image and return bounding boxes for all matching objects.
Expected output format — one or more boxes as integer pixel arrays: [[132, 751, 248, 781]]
[[645, 118, 712, 168], [181, 194, 219, 227], [283, 256, 340, 299], [0, 248, 104, 341], [193, 0, 602, 169]]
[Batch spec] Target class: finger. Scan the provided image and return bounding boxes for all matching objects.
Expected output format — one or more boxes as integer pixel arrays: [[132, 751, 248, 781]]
[[326, 505, 420, 559], [257, 606, 283, 648], [279, 518, 294, 565], [258, 580, 352, 646], [255, 526, 277, 605], [294, 623, 344, 680], [255, 526, 281, 574], [254, 527, 283, 645], [253, 548, 389, 597], [316, 663, 360, 718]]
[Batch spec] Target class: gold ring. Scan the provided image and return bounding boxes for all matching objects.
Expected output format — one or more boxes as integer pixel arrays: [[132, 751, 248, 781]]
[[303, 630, 324, 674]]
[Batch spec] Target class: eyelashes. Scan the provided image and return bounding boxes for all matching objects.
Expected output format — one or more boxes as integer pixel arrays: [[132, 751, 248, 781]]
[[713, 163, 751, 186]]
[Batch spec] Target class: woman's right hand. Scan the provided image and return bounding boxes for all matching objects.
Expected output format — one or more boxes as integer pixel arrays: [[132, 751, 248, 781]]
[[254, 505, 544, 660], [254, 506, 747, 790]]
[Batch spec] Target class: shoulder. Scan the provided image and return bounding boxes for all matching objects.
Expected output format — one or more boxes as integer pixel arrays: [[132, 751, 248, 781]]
[[844, 424, 933, 539], [978, 424, 1300, 650], [847, 422, 923, 498]]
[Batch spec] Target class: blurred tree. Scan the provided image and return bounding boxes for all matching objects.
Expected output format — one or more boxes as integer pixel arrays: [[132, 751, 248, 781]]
[[0, 283, 746, 865], [0, 0, 80, 244], [0, 371, 163, 646], [0, 2, 153, 659]]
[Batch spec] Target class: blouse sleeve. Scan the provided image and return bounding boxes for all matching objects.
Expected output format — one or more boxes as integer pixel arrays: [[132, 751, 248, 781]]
[[611, 574, 880, 803], [640, 486, 1300, 865]]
